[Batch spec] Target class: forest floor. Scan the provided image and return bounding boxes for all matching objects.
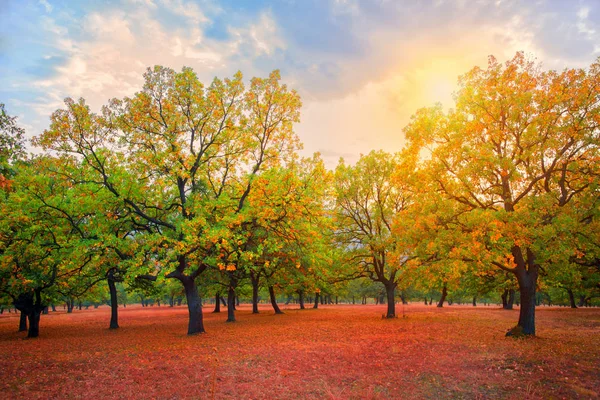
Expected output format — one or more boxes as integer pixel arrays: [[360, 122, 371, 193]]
[[0, 303, 599, 399]]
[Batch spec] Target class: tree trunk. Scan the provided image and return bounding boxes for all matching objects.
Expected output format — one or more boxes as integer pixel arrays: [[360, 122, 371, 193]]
[[298, 290, 305, 310], [182, 277, 205, 335], [27, 309, 42, 338], [19, 311, 27, 332], [505, 289, 515, 310], [507, 262, 538, 336], [384, 283, 396, 318], [42, 306, 49, 315], [108, 274, 119, 329], [268, 286, 283, 314], [51, 304, 56, 312], [313, 292, 320, 309], [437, 285, 447, 308], [67, 299, 74, 313], [472, 296, 477, 307], [251, 272, 260, 314], [400, 292, 407, 305], [567, 289, 577, 309], [226, 285, 236, 322], [213, 293, 221, 313], [77, 301, 82, 310]]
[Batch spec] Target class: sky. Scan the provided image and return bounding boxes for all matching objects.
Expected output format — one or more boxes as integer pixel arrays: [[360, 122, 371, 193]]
[[1, 0, 599, 168]]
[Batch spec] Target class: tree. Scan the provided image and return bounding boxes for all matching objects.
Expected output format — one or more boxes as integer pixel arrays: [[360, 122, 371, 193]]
[[35, 67, 302, 335], [404, 53, 600, 335], [333, 151, 415, 318], [0, 103, 26, 190]]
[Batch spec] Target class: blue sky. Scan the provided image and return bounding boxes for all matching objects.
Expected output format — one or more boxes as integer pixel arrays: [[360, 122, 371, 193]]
[[1, 0, 599, 167]]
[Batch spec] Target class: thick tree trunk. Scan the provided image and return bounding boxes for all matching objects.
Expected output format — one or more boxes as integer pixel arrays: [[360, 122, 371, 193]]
[[507, 262, 538, 336], [313, 292, 320, 309], [19, 311, 27, 332], [268, 286, 283, 314], [251, 273, 260, 314], [437, 285, 447, 308], [567, 289, 577, 309], [213, 293, 221, 313], [108, 275, 119, 329], [384, 283, 396, 318], [182, 278, 205, 335], [16, 291, 44, 338], [298, 290, 305, 310], [27, 310, 42, 338], [226, 285, 236, 322], [472, 296, 477, 307]]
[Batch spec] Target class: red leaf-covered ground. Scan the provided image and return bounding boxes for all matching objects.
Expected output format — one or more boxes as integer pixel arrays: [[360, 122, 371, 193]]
[[1, 304, 599, 399]]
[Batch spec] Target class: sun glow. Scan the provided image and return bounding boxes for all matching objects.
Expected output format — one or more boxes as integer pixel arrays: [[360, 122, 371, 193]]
[[408, 59, 465, 109]]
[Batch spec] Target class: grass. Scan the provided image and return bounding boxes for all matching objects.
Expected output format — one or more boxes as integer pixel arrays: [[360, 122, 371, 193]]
[[1, 303, 599, 399]]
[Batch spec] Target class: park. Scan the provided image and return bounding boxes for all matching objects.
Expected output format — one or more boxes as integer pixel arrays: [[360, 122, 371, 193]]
[[2, 1, 600, 399]]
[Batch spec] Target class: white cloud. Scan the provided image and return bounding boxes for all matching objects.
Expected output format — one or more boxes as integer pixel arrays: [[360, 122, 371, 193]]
[[39, 0, 53, 13], [228, 12, 285, 56]]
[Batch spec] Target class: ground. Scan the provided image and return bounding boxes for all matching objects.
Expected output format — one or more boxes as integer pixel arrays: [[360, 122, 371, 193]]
[[0, 303, 599, 399]]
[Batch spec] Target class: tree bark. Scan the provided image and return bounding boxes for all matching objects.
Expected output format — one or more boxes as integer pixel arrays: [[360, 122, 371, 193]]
[[384, 283, 396, 318], [268, 286, 283, 314], [567, 289, 577, 309], [472, 296, 477, 307], [251, 272, 260, 314], [107, 273, 119, 329], [27, 309, 42, 338], [67, 298, 74, 313], [19, 311, 27, 332], [298, 290, 305, 310], [213, 293, 221, 313], [507, 261, 538, 336], [505, 289, 515, 310], [181, 277, 205, 334], [437, 285, 447, 308], [313, 292, 320, 309], [226, 285, 236, 322]]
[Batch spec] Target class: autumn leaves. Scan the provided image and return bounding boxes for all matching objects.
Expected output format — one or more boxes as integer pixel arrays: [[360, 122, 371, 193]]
[[1, 53, 599, 338]]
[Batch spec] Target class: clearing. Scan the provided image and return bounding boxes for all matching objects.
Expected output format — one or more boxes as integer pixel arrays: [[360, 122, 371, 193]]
[[1, 304, 599, 399]]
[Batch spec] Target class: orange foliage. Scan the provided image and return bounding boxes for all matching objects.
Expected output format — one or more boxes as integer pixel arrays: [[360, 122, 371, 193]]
[[1, 304, 599, 399]]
